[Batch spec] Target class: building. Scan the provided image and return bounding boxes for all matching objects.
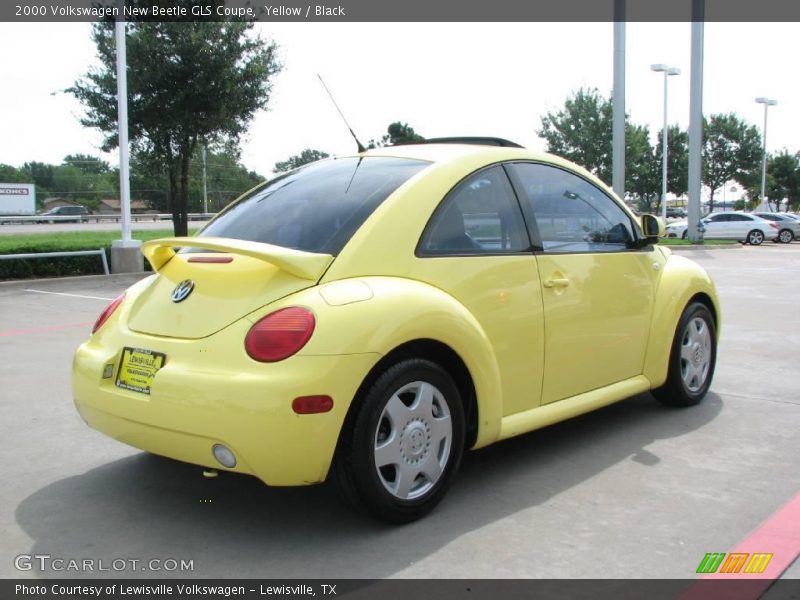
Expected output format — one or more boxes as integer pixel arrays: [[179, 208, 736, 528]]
[[41, 198, 84, 211], [97, 198, 151, 214]]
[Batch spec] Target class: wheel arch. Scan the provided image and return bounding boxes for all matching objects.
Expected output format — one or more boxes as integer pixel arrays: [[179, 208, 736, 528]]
[[299, 276, 504, 454], [339, 339, 480, 454], [643, 254, 721, 388]]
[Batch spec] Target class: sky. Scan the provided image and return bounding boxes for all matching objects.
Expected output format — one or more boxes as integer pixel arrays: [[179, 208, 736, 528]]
[[0, 21, 797, 190]]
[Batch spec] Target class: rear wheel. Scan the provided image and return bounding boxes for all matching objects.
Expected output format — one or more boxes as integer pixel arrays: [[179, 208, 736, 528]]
[[334, 359, 465, 523], [778, 229, 794, 244], [653, 302, 716, 407], [746, 229, 764, 245]]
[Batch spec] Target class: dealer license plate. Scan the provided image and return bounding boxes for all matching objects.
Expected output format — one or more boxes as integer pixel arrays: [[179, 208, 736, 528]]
[[115, 347, 166, 395]]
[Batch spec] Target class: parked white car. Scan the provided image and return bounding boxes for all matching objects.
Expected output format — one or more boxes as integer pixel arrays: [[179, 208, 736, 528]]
[[665, 212, 778, 245], [701, 213, 780, 245], [664, 220, 693, 239], [752, 212, 800, 243]]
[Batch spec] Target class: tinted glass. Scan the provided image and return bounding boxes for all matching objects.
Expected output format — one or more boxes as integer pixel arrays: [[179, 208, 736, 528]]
[[199, 157, 428, 255], [512, 163, 635, 253], [418, 165, 529, 255]]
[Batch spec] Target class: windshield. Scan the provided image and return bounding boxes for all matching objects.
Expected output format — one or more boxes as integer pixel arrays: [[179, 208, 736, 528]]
[[199, 157, 429, 255]]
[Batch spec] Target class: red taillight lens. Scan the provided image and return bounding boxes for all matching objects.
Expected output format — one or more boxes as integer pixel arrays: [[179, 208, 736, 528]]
[[769, 222, 778, 229], [292, 395, 334, 414], [92, 293, 125, 334], [245, 307, 315, 362]]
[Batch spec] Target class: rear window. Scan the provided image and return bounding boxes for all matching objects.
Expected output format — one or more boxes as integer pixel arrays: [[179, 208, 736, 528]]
[[199, 157, 429, 255]]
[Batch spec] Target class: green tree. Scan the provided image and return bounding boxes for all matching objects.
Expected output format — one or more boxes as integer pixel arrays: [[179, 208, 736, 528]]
[[702, 113, 762, 208], [188, 148, 264, 211], [69, 17, 281, 236], [538, 88, 613, 183], [538, 88, 662, 208], [368, 121, 425, 148], [766, 150, 800, 211], [0, 164, 28, 183], [21, 161, 55, 191], [63, 154, 111, 175], [273, 149, 330, 174], [655, 125, 689, 197], [131, 147, 263, 213], [625, 123, 659, 212]]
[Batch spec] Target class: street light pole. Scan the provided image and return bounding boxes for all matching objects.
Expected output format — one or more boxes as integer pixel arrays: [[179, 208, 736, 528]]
[[651, 64, 680, 221], [109, 5, 143, 274], [755, 97, 777, 209]]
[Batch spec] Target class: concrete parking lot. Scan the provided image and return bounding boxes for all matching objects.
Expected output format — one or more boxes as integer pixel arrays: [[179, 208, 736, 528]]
[[0, 245, 797, 581]]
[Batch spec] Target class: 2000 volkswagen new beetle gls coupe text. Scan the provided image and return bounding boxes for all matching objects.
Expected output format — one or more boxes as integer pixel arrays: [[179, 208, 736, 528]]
[[73, 138, 720, 523]]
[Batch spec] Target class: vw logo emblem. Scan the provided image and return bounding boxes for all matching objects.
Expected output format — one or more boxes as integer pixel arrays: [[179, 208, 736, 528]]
[[171, 279, 195, 303]]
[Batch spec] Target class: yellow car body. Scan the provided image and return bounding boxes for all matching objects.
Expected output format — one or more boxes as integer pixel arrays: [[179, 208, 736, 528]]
[[73, 141, 720, 521]]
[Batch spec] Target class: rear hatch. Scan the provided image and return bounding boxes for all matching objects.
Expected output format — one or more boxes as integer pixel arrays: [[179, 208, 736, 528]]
[[127, 237, 332, 339], [126, 156, 430, 339]]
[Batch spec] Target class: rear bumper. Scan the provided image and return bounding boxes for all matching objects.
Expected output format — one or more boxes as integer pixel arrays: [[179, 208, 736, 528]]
[[72, 340, 379, 486]]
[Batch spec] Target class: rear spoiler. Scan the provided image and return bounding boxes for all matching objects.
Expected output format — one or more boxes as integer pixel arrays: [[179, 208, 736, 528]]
[[140, 237, 334, 281]]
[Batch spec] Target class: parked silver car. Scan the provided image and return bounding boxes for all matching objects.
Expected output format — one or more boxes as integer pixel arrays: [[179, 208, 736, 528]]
[[752, 212, 800, 243]]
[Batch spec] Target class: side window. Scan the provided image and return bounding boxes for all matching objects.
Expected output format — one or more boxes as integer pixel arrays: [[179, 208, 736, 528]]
[[418, 165, 529, 255], [511, 163, 636, 253]]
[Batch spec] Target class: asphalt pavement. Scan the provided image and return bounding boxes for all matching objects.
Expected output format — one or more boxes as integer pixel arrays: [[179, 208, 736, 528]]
[[0, 244, 797, 581]]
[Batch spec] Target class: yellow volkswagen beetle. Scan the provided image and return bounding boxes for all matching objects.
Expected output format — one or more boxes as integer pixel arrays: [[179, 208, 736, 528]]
[[73, 139, 719, 522]]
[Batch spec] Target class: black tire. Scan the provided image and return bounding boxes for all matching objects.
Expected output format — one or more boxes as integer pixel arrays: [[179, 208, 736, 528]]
[[653, 302, 717, 407], [681, 230, 688, 240], [333, 358, 465, 523], [778, 229, 794, 244], [746, 229, 764, 245]]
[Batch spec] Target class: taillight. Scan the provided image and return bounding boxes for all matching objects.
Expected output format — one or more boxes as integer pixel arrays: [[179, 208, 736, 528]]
[[769, 222, 778, 229], [92, 293, 125, 334], [245, 307, 315, 362]]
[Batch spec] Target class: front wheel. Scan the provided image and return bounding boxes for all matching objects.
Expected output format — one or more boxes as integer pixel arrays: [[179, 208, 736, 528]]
[[778, 229, 794, 244], [746, 229, 764, 245], [333, 359, 465, 523], [653, 302, 717, 407]]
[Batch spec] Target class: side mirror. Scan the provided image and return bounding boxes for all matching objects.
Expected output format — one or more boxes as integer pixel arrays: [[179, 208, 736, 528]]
[[640, 214, 664, 246]]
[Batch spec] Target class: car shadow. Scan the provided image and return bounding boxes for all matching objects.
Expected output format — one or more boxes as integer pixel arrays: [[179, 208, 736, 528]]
[[15, 391, 722, 579]]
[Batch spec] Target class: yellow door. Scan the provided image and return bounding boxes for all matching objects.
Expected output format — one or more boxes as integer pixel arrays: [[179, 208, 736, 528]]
[[414, 165, 545, 416], [535, 251, 656, 403], [508, 162, 658, 404]]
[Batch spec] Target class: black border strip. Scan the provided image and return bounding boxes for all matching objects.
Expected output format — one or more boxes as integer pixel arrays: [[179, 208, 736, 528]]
[[4, 0, 800, 23], [3, 578, 799, 600]]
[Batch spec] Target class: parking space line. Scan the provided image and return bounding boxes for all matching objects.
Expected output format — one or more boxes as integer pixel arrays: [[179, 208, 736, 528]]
[[0, 322, 92, 337], [680, 492, 800, 599], [706, 491, 800, 580], [24, 289, 113, 301]]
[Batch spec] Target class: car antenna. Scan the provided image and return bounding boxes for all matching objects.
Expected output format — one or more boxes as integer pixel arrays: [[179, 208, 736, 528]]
[[318, 75, 367, 154]]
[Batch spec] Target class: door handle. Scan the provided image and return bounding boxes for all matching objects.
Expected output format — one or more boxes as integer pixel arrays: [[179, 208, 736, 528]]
[[543, 278, 570, 288]]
